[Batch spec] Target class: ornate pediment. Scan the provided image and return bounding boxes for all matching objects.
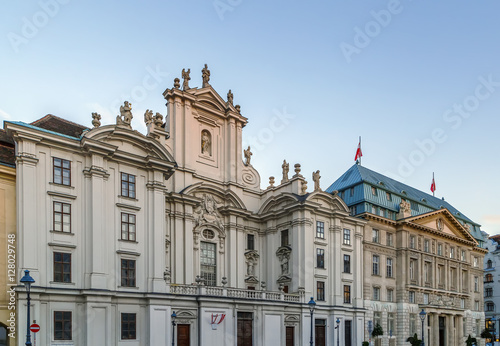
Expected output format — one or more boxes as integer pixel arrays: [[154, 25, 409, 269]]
[[193, 194, 224, 229]]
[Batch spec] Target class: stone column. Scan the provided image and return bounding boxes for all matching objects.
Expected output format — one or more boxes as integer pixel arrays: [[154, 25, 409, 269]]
[[433, 313, 440, 346], [457, 314, 464, 345], [446, 314, 454, 346]]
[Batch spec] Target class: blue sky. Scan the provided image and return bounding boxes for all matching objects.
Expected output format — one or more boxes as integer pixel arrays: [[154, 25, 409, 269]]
[[2, 0, 499, 235]]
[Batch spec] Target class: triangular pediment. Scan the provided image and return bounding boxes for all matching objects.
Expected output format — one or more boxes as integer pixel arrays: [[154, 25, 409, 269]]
[[190, 87, 248, 125], [405, 209, 477, 244]]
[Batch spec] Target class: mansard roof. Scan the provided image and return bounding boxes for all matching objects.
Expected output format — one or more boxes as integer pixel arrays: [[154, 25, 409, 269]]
[[326, 164, 484, 242], [30, 114, 88, 138]]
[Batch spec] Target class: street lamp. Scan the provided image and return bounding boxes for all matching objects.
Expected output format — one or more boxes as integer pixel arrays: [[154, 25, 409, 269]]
[[308, 297, 316, 346], [419, 309, 427, 346], [171, 311, 177, 346], [20, 270, 35, 346], [335, 317, 340, 346], [492, 316, 496, 345]]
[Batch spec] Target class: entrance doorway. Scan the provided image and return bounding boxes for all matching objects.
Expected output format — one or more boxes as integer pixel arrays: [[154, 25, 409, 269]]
[[177, 324, 190, 346], [285, 326, 294, 346], [439, 316, 446, 346], [237, 312, 253, 346], [315, 319, 326, 346]]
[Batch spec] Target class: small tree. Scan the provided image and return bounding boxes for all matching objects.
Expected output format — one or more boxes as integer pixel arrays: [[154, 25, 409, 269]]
[[362, 342, 369, 346], [481, 328, 493, 339], [466, 334, 477, 346], [406, 333, 422, 346], [372, 323, 384, 338]]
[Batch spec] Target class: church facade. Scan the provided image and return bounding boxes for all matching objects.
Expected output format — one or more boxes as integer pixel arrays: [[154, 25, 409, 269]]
[[7, 68, 367, 345]]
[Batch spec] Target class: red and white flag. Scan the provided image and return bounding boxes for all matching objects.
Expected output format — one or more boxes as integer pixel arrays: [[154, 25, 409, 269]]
[[355, 138, 363, 162], [430, 173, 436, 195]]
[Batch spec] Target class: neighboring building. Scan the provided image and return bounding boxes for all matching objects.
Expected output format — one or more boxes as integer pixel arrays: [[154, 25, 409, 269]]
[[7, 71, 366, 345], [327, 164, 487, 346], [0, 129, 16, 346], [484, 235, 500, 338]]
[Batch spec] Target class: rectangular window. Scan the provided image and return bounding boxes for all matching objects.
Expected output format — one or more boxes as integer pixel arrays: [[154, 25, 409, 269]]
[[349, 206, 356, 216], [374, 312, 382, 329], [373, 287, 380, 301], [54, 311, 72, 340], [460, 298, 465, 309], [316, 221, 325, 239], [450, 247, 455, 259], [371, 187, 378, 196], [386, 233, 393, 247], [409, 291, 415, 303], [386, 192, 392, 201], [343, 285, 351, 303], [438, 243, 443, 256], [473, 256, 478, 267], [344, 254, 351, 273], [121, 313, 136, 340], [121, 213, 136, 241], [247, 234, 255, 250], [475, 301, 479, 311], [343, 229, 351, 245], [410, 236, 416, 249], [409, 314, 416, 335], [386, 258, 393, 278], [201, 242, 216, 286], [53, 252, 71, 283], [281, 230, 289, 247], [387, 313, 395, 336], [461, 250, 466, 261], [424, 239, 429, 253], [372, 229, 379, 243], [317, 281, 325, 301], [486, 287, 493, 297], [316, 249, 325, 268], [438, 265, 444, 285], [53, 202, 71, 233], [121, 259, 136, 287], [372, 255, 380, 275], [409, 260, 415, 280], [474, 276, 479, 292], [121, 172, 136, 198], [350, 187, 354, 197], [424, 293, 429, 304], [53, 157, 71, 186], [387, 288, 393, 302]]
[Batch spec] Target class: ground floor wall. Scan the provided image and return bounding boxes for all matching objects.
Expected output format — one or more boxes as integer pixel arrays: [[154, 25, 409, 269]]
[[16, 291, 365, 346]]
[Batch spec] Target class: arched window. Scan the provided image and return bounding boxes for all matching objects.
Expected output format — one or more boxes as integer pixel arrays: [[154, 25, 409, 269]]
[[486, 273, 494, 282], [487, 259, 493, 269]]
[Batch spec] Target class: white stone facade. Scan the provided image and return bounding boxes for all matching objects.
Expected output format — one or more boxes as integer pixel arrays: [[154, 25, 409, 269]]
[[8, 79, 366, 345]]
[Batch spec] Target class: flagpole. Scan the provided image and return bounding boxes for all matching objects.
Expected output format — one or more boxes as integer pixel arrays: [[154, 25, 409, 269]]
[[359, 136, 361, 166], [432, 172, 435, 197]]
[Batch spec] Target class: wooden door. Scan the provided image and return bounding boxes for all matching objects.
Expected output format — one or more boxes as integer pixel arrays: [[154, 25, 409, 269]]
[[177, 324, 190, 346], [237, 312, 253, 346], [315, 325, 326, 346], [286, 326, 294, 346]]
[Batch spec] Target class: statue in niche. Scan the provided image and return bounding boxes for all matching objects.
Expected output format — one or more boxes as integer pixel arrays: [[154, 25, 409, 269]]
[[202, 64, 210, 87], [280, 253, 289, 274], [244, 146, 252, 166], [91, 112, 101, 128], [154, 112, 164, 127], [312, 170, 321, 191], [163, 267, 171, 283], [144, 109, 153, 126], [227, 90, 234, 105], [116, 101, 133, 127], [182, 68, 191, 90], [246, 257, 257, 276], [201, 130, 211, 155], [281, 160, 289, 183], [276, 246, 291, 275]]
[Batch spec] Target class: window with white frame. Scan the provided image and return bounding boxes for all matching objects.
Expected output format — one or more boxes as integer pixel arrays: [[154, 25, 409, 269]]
[[316, 221, 325, 239], [386, 233, 393, 247], [410, 236, 416, 249], [372, 229, 380, 243], [409, 291, 415, 303], [386, 258, 393, 278], [372, 255, 380, 275], [373, 287, 380, 301], [343, 229, 351, 245], [201, 242, 216, 286], [387, 288, 394, 302], [424, 239, 429, 253]]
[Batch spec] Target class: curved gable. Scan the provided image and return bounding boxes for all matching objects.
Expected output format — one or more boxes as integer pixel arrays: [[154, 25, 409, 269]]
[[181, 182, 247, 210], [259, 193, 300, 215], [305, 191, 350, 213]]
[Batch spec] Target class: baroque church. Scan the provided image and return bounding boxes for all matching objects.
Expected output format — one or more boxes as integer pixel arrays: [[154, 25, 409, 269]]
[[5, 66, 486, 346]]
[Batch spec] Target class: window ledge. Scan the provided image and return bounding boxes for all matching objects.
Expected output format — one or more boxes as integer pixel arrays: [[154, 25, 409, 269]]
[[50, 231, 75, 236], [49, 182, 75, 189], [118, 195, 138, 202], [50, 281, 75, 286], [118, 239, 139, 244]]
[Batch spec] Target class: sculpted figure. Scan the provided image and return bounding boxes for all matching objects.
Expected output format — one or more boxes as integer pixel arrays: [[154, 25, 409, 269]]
[[116, 101, 133, 127], [201, 131, 211, 155], [281, 160, 289, 183], [399, 200, 411, 213], [154, 112, 164, 127], [91, 112, 101, 128], [202, 64, 210, 87], [244, 146, 252, 166], [312, 170, 321, 191], [182, 68, 191, 90], [227, 90, 234, 105], [174, 78, 180, 89], [280, 254, 289, 274], [144, 109, 153, 125]]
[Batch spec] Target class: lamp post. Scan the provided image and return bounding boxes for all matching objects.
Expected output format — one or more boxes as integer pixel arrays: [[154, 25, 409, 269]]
[[419, 309, 427, 346], [492, 316, 496, 346], [171, 311, 176, 346], [308, 297, 316, 346], [20, 270, 35, 346], [335, 317, 340, 346]]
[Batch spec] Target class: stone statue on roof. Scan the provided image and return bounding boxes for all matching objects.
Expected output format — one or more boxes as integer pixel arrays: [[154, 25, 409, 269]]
[[202, 64, 210, 87], [244, 146, 252, 166], [281, 160, 289, 183], [144, 109, 153, 126], [227, 90, 233, 105], [116, 101, 133, 128], [313, 170, 321, 191], [182, 68, 191, 90], [91, 112, 101, 128]]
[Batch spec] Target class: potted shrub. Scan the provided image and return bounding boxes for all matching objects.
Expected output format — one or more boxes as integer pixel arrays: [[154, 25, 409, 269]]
[[406, 333, 422, 346]]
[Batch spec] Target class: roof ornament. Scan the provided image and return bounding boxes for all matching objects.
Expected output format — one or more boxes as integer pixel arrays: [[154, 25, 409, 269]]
[[144, 109, 153, 126], [173, 78, 180, 89], [235, 104, 241, 113], [182, 68, 191, 90], [91, 112, 101, 128], [227, 90, 234, 105], [281, 160, 289, 183], [244, 146, 252, 166], [116, 101, 133, 128], [312, 170, 321, 191], [202, 64, 210, 88]]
